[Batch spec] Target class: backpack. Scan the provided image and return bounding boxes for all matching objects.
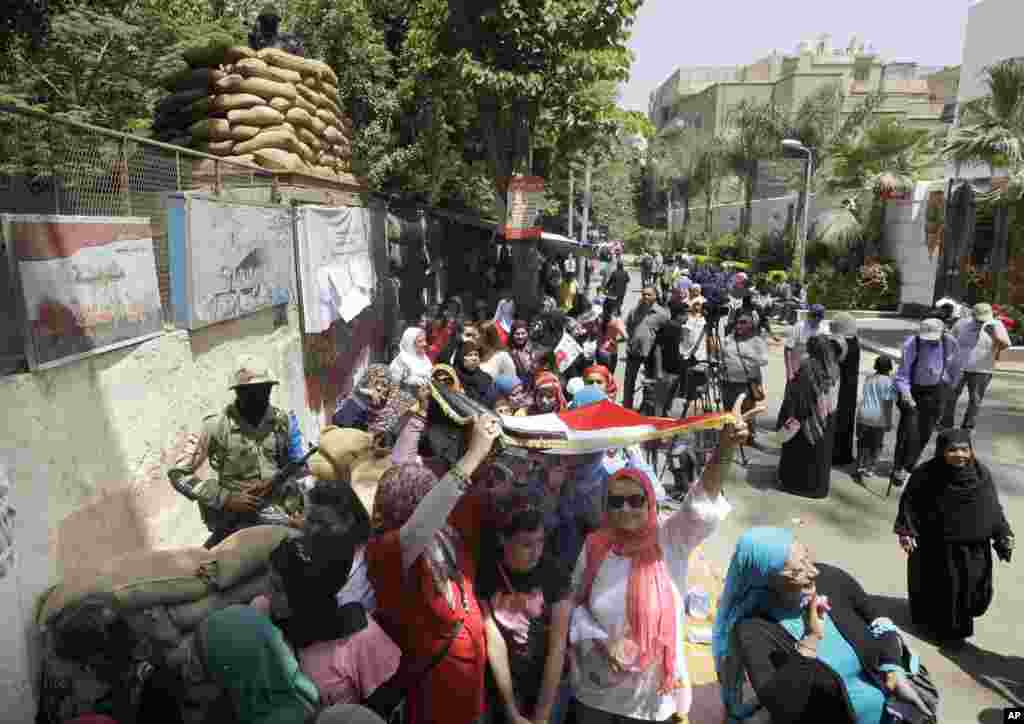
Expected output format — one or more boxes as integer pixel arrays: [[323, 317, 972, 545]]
[[908, 334, 950, 386]]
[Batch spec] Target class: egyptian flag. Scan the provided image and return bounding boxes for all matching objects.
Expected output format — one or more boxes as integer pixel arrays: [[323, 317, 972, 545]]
[[499, 400, 735, 454]]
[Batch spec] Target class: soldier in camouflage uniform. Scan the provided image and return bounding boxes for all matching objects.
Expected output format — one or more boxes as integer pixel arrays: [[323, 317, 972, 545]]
[[168, 356, 302, 546]]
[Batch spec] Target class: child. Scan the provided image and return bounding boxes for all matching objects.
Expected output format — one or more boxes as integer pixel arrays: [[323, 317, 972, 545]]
[[855, 356, 896, 481]]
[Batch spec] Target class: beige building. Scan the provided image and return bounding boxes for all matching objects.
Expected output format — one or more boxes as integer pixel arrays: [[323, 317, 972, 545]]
[[651, 34, 958, 141]]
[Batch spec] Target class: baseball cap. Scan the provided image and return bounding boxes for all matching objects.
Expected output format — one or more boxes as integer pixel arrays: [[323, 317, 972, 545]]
[[972, 303, 994, 323], [809, 304, 826, 318], [229, 355, 279, 389], [919, 318, 943, 342]]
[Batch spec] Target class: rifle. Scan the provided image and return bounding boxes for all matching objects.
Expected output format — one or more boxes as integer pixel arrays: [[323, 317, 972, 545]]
[[202, 444, 319, 549]]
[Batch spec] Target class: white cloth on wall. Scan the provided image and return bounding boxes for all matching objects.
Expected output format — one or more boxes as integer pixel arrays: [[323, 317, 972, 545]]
[[298, 206, 377, 333]]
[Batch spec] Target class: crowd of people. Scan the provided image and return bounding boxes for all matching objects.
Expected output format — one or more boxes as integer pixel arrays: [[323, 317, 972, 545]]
[[36, 251, 1016, 724]]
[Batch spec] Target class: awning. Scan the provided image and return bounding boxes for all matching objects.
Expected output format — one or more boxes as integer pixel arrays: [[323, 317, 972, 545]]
[[538, 232, 597, 258]]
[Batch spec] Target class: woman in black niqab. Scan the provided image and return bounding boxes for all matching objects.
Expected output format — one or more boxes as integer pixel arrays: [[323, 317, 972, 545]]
[[894, 429, 1014, 641]]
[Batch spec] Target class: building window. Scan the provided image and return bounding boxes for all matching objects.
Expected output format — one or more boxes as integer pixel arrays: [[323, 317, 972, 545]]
[[855, 66, 869, 82]]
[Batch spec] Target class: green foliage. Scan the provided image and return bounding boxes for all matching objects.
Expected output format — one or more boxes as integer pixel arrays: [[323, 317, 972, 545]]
[[807, 260, 900, 310], [724, 99, 783, 237]]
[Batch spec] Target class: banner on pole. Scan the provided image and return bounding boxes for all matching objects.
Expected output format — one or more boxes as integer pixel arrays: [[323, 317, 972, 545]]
[[503, 176, 545, 240]]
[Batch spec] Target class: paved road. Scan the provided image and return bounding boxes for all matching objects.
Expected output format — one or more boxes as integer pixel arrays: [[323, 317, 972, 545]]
[[609, 270, 1024, 723]]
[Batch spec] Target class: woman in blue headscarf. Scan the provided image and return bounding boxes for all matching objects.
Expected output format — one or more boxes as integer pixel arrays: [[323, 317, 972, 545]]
[[713, 528, 938, 724]]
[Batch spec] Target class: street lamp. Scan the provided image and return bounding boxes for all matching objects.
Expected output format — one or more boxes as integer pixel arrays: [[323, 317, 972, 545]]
[[782, 139, 813, 283]]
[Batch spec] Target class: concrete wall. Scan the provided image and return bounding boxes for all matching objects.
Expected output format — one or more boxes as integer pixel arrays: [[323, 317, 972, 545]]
[[958, 0, 1024, 106], [0, 301, 308, 719], [881, 181, 944, 310], [677, 192, 823, 239]]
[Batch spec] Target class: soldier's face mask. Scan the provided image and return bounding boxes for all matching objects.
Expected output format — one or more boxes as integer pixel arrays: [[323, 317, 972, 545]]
[[236, 383, 273, 422]]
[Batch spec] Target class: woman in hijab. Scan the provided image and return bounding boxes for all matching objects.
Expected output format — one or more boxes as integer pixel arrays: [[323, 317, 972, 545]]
[[569, 412, 747, 724], [777, 335, 842, 499], [531, 371, 567, 414], [457, 341, 496, 405], [508, 320, 536, 384], [333, 364, 415, 436], [390, 327, 434, 395], [493, 375, 532, 414], [583, 364, 619, 403], [477, 492, 574, 724], [894, 429, 1014, 642], [365, 416, 502, 724], [831, 313, 862, 467], [478, 322, 518, 380], [198, 604, 320, 724], [432, 364, 464, 393], [493, 298, 516, 347], [255, 531, 401, 709], [713, 528, 935, 724]]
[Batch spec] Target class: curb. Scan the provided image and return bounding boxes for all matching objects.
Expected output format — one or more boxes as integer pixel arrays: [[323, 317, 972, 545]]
[[859, 338, 1024, 380]]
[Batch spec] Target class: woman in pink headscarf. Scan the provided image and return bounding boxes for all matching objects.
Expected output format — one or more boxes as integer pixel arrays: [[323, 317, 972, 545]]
[[569, 408, 751, 723]]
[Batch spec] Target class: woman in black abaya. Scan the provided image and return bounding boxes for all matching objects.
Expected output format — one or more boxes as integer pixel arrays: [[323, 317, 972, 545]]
[[831, 313, 861, 466], [777, 335, 843, 499], [894, 429, 1014, 642]]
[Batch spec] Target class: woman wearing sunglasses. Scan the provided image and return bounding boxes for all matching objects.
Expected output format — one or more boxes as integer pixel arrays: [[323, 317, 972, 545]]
[[569, 397, 753, 724]]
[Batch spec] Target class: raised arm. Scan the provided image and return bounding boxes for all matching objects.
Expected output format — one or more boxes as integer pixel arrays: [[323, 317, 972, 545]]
[[398, 414, 500, 573], [662, 397, 751, 552]]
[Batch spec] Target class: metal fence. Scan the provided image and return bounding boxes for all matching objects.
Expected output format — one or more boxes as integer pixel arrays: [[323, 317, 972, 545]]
[[0, 103, 275, 216], [0, 104, 280, 375]]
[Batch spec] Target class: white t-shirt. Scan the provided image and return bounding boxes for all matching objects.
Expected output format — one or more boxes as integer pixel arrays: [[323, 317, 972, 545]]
[[953, 318, 1011, 373], [480, 350, 517, 380], [569, 481, 731, 720]]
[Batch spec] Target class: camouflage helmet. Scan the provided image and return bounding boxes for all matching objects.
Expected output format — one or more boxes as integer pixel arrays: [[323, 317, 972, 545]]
[[229, 355, 279, 389], [258, 4, 280, 20]]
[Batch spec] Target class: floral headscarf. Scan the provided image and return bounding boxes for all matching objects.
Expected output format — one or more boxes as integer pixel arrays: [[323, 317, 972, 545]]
[[533, 370, 567, 412], [359, 364, 414, 435], [374, 463, 462, 604]]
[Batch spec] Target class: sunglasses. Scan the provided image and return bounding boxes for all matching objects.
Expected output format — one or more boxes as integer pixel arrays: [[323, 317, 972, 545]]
[[607, 494, 647, 510]]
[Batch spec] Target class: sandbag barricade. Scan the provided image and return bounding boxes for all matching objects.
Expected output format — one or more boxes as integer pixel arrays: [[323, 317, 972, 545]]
[[36, 525, 298, 631], [152, 38, 354, 180]]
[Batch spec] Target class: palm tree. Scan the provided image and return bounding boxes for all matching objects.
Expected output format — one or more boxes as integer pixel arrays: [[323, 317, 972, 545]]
[[692, 136, 727, 239], [780, 85, 885, 246], [821, 118, 937, 261], [943, 58, 1024, 302], [649, 131, 700, 246], [722, 100, 783, 238]]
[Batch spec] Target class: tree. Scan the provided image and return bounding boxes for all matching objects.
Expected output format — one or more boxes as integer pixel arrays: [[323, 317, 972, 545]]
[[778, 84, 885, 248], [402, 0, 642, 307], [723, 99, 782, 238], [820, 118, 937, 265], [943, 58, 1024, 302], [691, 136, 727, 239], [649, 132, 700, 244]]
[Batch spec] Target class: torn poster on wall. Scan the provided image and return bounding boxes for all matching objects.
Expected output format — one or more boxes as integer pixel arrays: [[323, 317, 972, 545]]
[[1, 214, 163, 369]]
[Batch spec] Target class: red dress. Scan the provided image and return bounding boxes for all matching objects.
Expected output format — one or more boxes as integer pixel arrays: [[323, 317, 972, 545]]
[[367, 493, 488, 724]]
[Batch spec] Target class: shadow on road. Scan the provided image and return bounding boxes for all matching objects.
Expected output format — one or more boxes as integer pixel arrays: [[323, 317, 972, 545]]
[[871, 595, 1024, 709]]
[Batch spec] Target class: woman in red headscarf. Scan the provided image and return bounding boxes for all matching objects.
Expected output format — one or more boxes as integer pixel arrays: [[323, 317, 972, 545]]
[[569, 413, 750, 723], [582, 364, 619, 403], [531, 371, 567, 414]]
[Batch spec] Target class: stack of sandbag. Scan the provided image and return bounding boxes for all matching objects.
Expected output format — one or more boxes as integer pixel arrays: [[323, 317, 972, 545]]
[[36, 525, 300, 649], [152, 36, 354, 180]]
